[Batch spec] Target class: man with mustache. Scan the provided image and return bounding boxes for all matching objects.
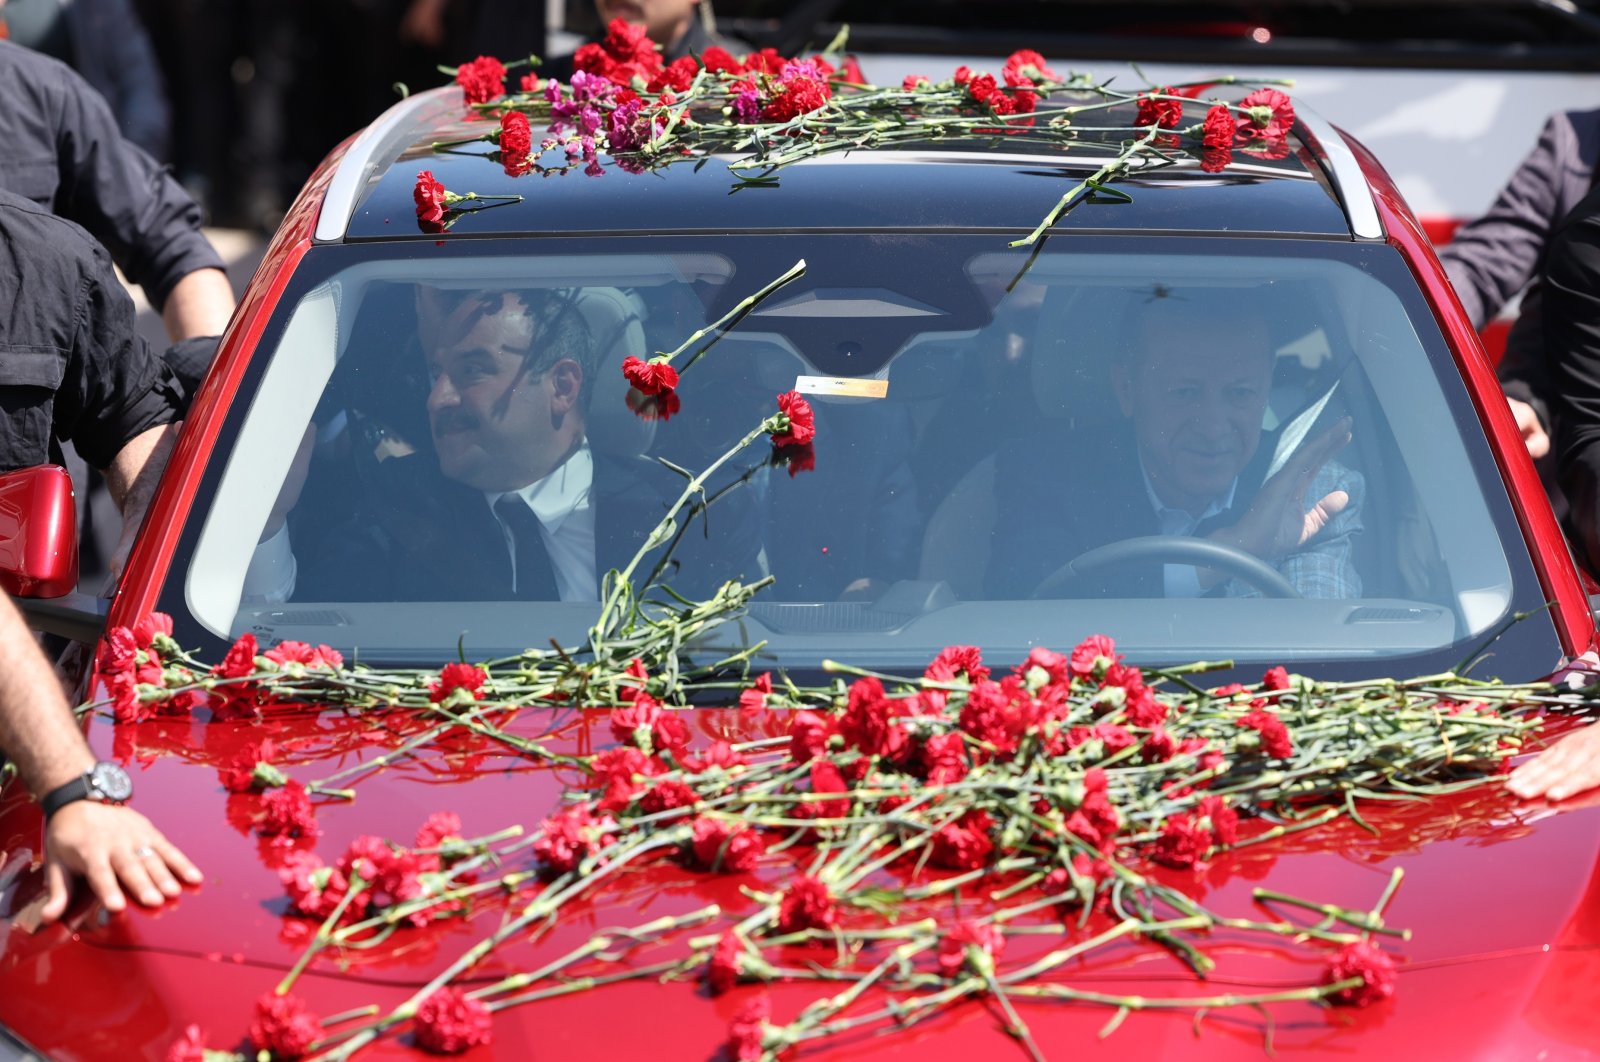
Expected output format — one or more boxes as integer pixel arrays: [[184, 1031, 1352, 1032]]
[[299, 287, 753, 602], [988, 296, 1364, 599]]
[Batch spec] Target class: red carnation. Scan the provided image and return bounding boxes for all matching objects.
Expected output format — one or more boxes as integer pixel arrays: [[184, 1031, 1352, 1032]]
[[621, 355, 679, 395], [499, 110, 532, 174], [838, 676, 913, 762], [701, 46, 743, 74], [1238, 87, 1295, 140], [727, 996, 771, 1061], [1198, 794, 1239, 846], [690, 816, 765, 872], [805, 760, 851, 819], [413, 987, 493, 1054], [743, 48, 787, 75], [926, 644, 990, 683], [97, 626, 138, 678], [455, 55, 506, 104], [1136, 87, 1184, 129], [937, 920, 1005, 979], [249, 993, 321, 1060], [1201, 104, 1237, 149], [1150, 811, 1211, 868], [1200, 146, 1232, 173], [739, 672, 773, 713], [688, 739, 745, 773], [257, 779, 318, 841], [647, 55, 699, 94], [769, 390, 816, 447], [640, 776, 697, 815], [414, 170, 449, 226], [1238, 707, 1293, 759], [415, 811, 464, 855], [777, 874, 838, 932], [1323, 939, 1398, 1007], [1070, 635, 1119, 680], [533, 805, 618, 873], [929, 810, 994, 870], [591, 746, 655, 810], [429, 662, 488, 703], [788, 710, 832, 763], [967, 72, 1001, 106], [263, 640, 343, 670], [279, 851, 353, 920], [132, 611, 174, 647], [921, 732, 970, 785], [214, 631, 260, 680], [708, 931, 743, 994], [1003, 48, 1058, 86], [1261, 664, 1292, 695], [1142, 725, 1177, 763], [220, 737, 281, 793], [165, 1024, 210, 1062]]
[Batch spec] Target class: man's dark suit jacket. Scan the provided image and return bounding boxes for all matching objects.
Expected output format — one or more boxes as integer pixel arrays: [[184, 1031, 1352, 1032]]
[[985, 423, 1363, 599], [296, 451, 759, 603]]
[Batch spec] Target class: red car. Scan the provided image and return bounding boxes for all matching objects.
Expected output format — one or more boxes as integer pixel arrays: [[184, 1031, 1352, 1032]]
[[1, 61, 1596, 1060]]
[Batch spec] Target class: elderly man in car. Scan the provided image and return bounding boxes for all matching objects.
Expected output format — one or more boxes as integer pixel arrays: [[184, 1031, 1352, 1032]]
[[295, 287, 756, 602], [987, 295, 1364, 599]]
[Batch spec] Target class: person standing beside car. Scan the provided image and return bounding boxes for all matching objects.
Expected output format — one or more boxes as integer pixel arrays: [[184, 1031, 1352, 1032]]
[[0, 589, 201, 921], [1437, 107, 1600, 463], [0, 188, 185, 571], [0, 39, 234, 345]]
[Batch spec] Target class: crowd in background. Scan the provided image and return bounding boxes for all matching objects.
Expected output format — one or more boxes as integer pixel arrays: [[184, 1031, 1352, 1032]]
[[120, 0, 558, 230]]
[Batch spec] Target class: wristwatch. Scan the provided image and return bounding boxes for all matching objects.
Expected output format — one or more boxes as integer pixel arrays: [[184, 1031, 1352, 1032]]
[[39, 762, 133, 820]]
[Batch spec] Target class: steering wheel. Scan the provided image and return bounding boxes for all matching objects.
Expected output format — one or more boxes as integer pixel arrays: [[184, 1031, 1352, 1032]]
[[1030, 535, 1302, 600]]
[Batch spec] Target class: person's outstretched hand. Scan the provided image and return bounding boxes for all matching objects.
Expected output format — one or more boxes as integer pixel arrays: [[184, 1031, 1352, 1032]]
[[40, 802, 202, 924], [1211, 417, 1354, 563], [1506, 396, 1551, 460], [1508, 723, 1600, 802]]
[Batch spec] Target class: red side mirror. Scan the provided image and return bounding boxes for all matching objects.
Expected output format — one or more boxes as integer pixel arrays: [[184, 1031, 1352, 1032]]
[[0, 465, 78, 598]]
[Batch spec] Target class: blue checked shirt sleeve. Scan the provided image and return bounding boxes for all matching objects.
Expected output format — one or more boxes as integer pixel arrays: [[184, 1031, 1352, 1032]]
[[1223, 460, 1365, 599]]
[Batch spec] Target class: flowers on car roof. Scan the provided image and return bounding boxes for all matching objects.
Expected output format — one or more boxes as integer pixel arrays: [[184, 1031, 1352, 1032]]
[[426, 24, 1301, 242]]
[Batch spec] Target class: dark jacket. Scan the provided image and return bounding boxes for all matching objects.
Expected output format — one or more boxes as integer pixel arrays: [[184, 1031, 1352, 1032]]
[[0, 40, 221, 313], [296, 450, 761, 603], [986, 423, 1363, 599], [1545, 184, 1600, 572], [1438, 108, 1600, 434]]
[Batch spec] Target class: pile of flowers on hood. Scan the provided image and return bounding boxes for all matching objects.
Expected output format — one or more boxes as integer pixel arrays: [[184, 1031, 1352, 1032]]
[[113, 616, 1540, 1062], [418, 27, 1297, 245]]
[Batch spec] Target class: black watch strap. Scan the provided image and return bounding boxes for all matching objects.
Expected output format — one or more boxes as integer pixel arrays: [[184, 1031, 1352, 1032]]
[[39, 775, 92, 820]]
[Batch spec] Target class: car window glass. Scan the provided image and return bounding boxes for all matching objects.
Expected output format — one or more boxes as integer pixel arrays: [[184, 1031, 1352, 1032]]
[[179, 236, 1524, 670]]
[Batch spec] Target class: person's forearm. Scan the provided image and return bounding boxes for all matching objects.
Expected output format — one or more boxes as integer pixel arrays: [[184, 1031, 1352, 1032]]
[[160, 268, 235, 342], [0, 594, 93, 798], [102, 422, 177, 520]]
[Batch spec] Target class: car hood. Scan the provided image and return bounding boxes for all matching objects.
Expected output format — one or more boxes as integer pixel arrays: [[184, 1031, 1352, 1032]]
[[4, 703, 1600, 1060]]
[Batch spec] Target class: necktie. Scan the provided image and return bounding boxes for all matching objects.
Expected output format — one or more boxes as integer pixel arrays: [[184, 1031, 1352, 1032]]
[[493, 495, 560, 600]]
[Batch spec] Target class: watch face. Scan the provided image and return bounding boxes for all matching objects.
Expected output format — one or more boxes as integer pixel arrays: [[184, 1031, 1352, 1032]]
[[89, 762, 133, 802]]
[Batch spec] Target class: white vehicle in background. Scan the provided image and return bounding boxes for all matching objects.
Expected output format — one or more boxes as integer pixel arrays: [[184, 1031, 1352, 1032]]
[[629, 0, 1600, 354]]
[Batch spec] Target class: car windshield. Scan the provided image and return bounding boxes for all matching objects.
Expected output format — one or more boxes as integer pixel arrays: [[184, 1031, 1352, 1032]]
[[167, 233, 1548, 673]]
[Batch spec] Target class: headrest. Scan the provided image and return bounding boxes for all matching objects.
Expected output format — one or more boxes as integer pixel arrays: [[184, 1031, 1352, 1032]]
[[577, 287, 656, 458]]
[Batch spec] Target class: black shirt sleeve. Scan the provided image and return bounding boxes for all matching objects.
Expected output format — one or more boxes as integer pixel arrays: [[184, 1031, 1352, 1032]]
[[1547, 187, 1600, 571], [0, 193, 182, 472], [57, 235, 184, 470], [31, 48, 222, 311]]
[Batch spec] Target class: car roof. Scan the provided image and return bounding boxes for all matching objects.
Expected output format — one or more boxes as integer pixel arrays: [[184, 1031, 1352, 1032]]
[[320, 86, 1378, 244]]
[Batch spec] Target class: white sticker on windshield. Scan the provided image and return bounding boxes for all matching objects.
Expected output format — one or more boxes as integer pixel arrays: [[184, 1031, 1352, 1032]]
[[794, 375, 889, 399]]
